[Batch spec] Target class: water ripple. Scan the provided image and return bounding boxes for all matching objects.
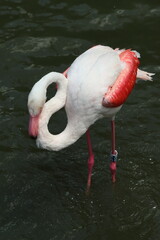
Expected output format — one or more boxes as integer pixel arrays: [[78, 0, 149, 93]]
[[0, 1, 159, 240]]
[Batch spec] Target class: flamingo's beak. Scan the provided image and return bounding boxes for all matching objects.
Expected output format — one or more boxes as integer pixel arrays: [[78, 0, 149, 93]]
[[28, 114, 40, 138]]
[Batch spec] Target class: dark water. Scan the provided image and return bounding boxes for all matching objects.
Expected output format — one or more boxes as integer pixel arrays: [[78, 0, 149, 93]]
[[0, 0, 160, 239]]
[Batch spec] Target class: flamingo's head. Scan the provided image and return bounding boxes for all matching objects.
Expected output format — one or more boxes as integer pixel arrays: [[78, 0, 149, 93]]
[[28, 83, 46, 137]]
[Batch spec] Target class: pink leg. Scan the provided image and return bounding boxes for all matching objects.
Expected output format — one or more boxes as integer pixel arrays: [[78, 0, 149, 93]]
[[110, 119, 118, 183], [86, 129, 94, 191]]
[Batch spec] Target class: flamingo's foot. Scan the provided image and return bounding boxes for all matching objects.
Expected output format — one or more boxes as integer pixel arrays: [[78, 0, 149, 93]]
[[86, 154, 94, 193], [110, 150, 118, 183]]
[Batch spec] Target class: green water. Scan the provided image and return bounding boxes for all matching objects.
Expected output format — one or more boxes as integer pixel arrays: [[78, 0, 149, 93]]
[[0, 1, 160, 239]]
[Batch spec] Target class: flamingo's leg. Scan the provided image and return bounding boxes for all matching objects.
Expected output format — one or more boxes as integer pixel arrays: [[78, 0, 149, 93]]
[[86, 129, 94, 191], [110, 119, 118, 183]]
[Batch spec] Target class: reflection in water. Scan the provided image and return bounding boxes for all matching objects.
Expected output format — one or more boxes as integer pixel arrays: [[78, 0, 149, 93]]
[[0, 0, 160, 239]]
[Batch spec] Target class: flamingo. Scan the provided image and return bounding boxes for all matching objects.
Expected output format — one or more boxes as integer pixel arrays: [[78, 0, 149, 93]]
[[28, 45, 154, 189]]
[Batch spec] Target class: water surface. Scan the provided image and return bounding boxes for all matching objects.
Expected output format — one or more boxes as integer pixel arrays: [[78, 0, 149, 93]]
[[0, 1, 160, 240]]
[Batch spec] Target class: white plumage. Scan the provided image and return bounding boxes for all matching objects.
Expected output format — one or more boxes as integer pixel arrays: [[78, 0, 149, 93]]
[[28, 45, 154, 151]]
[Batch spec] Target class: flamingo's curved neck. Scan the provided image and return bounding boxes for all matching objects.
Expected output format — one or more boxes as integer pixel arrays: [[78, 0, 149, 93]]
[[36, 73, 86, 151], [37, 99, 87, 151]]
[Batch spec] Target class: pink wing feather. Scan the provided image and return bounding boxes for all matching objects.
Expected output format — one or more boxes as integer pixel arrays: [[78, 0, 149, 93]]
[[102, 50, 140, 108]]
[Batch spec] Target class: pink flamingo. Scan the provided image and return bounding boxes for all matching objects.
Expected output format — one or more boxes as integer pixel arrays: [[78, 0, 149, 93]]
[[28, 45, 154, 189]]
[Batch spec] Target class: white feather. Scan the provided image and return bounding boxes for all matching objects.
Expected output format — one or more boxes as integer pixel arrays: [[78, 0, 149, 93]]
[[28, 45, 154, 151]]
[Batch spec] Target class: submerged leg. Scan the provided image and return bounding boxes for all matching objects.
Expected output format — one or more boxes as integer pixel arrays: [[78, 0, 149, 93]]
[[110, 119, 118, 183], [86, 129, 94, 191]]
